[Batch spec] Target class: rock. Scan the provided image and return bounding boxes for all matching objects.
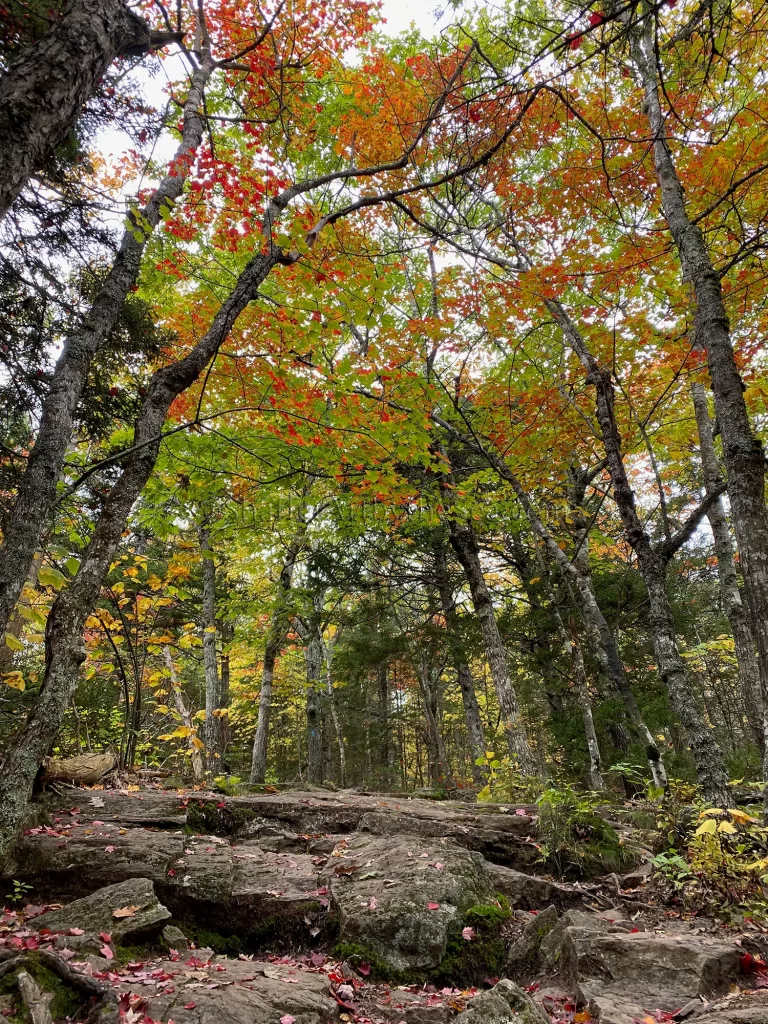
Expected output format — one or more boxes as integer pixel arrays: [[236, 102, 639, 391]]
[[161, 924, 189, 951], [486, 864, 582, 910], [326, 833, 496, 974], [10, 821, 183, 898], [98, 956, 336, 1024], [621, 861, 652, 889], [45, 790, 188, 828], [159, 838, 329, 948], [694, 993, 768, 1024], [506, 905, 559, 974], [33, 878, 170, 945], [455, 980, 549, 1024], [539, 910, 609, 969], [561, 930, 746, 1024]]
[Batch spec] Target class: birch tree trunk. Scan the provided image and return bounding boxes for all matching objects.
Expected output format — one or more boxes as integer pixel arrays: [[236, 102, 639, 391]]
[[305, 621, 324, 786], [449, 519, 536, 773], [249, 529, 304, 785], [322, 631, 346, 787], [199, 526, 223, 769], [163, 646, 204, 782], [0, 0, 180, 219], [433, 536, 487, 784]]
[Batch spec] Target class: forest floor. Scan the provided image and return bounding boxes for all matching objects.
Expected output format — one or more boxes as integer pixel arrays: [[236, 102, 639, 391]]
[[1, 785, 768, 1024]]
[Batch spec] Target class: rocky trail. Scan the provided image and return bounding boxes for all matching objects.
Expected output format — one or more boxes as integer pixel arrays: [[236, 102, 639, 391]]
[[1, 788, 767, 1024]]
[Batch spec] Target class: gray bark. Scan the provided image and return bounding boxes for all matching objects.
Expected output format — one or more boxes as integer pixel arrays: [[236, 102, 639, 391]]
[[692, 382, 766, 751], [0, 249, 277, 866], [305, 621, 324, 786], [249, 528, 304, 785], [552, 304, 731, 805], [630, 12, 768, 787], [433, 537, 487, 784], [321, 630, 346, 786], [199, 526, 223, 768], [0, 53, 213, 641], [0, 0, 181, 219], [417, 655, 455, 790], [448, 519, 536, 773], [163, 645, 204, 782]]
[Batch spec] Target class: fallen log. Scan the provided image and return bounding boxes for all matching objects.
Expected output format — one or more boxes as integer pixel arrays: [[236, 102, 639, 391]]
[[42, 751, 116, 786]]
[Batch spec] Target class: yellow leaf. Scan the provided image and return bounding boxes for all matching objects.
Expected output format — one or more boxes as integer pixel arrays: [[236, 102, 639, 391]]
[[4, 633, 23, 651], [171, 726, 192, 738], [203, 626, 217, 634], [695, 819, 717, 836], [2, 671, 25, 691], [730, 809, 757, 824], [485, 751, 495, 759], [191, 737, 205, 750], [718, 821, 737, 834]]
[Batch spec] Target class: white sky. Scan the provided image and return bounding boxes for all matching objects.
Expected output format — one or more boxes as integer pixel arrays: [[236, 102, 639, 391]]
[[377, 0, 449, 36]]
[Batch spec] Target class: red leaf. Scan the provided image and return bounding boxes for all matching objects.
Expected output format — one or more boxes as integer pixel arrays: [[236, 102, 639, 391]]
[[184, 1002, 196, 1009], [427, 902, 440, 910], [588, 11, 606, 25], [100, 944, 114, 960], [358, 962, 371, 976]]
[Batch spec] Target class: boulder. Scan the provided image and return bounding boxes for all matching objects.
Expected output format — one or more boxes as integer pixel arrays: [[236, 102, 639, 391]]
[[325, 833, 496, 974], [33, 878, 170, 946], [539, 910, 609, 969], [506, 905, 559, 975], [159, 838, 329, 948], [454, 980, 549, 1024], [10, 821, 183, 898], [99, 955, 337, 1024], [560, 930, 746, 1024], [694, 993, 768, 1024], [486, 864, 582, 910]]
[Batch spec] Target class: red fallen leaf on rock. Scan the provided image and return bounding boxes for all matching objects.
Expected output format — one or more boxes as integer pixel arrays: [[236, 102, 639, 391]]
[[169, 949, 180, 960], [104, 845, 116, 853], [99, 932, 112, 943], [168, 869, 176, 876], [216, 802, 226, 809], [183, 1002, 196, 1009], [99, 944, 114, 960], [427, 902, 440, 910], [23, 936, 39, 950], [484, 976, 500, 987], [68, 928, 85, 936], [358, 962, 371, 976], [310, 952, 325, 967], [280, 1017, 295, 1024]]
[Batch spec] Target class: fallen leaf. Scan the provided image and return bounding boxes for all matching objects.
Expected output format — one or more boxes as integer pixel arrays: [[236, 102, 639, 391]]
[[427, 902, 440, 910], [112, 905, 140, 919], [462, 926, 475, 941], [100, 944, 114, 960], [104, 845, 116, 853]]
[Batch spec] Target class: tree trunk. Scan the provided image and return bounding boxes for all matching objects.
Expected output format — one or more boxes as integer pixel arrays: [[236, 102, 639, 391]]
[[377, 661, 391, 784], [199, 525, 223, 769], [0, 250, 278, 867], [322, 633, 346, 787], [249, 528, 304, 785], [0, 54, 213, 641], [551, 303, 731, 805], [0, 551, 42, 676], [0, 0, 178, 220], [692, 382, 767, 753], [417, 655, 455, 790], [448, 519, 535, 773], [163, 645, 204, 782], [432, 536, 487, 784], [305, 622, 324, 786], [631, 13, 768, 783]]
